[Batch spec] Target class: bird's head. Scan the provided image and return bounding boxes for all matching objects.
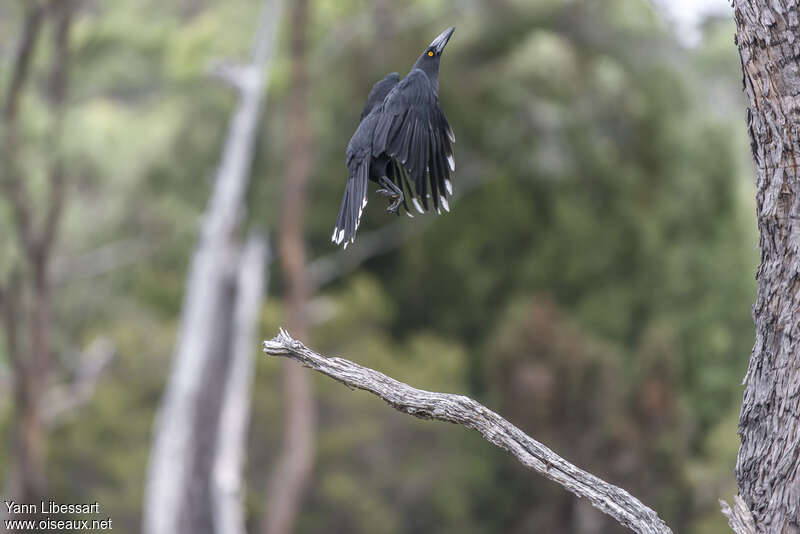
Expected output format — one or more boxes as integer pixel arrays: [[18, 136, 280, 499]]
[[412, 27, 455, 89]]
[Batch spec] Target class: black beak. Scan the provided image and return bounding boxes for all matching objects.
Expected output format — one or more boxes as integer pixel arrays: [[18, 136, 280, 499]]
[[430, 26, 455, 55]]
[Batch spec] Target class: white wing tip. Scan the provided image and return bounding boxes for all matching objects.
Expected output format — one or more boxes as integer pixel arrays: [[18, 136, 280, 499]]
[[440, 196, 450, 212], [447, 153, 455, 171], [445, 179, 453, 195], [412, 198, 424, 214]]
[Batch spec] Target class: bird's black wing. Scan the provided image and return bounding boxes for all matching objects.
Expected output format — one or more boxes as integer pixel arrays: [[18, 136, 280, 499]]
[[360, 72, 400, 121], [331, 73, 402, 248], [332, 116, 378, 247], [371, 69, 455, 213]]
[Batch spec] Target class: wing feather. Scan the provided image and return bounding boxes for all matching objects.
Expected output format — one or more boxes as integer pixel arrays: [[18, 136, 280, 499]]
[[371, 69, 455, 214], [360, 72, 400, 121]]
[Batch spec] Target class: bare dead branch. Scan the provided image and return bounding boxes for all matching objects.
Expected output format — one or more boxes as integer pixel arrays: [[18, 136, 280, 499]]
[[720, 496, 756, 534], [263, 329, 673, 534]]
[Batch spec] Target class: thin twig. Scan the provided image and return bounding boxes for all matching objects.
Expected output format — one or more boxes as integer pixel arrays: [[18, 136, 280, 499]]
[[263, 329, 673, 534]]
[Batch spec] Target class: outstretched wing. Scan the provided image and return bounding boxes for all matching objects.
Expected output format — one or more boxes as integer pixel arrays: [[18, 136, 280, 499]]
[[371, 69, 455, 212], [360, 72, 400, 121]]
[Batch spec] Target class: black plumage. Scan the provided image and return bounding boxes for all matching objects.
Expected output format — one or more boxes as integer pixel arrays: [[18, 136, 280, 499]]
[[332, 27, 456, 248]]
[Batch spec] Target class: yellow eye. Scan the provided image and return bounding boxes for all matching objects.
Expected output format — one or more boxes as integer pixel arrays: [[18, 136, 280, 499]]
[[428, 51, 434, 57]]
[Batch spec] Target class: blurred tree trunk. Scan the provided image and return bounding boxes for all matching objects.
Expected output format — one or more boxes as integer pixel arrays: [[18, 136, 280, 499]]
[[212, 236, 269, 534], [142, 1, 280, 533], [0, 0, 73, 509], [262, 1, 316, 533], [731, 1, 800, 531]]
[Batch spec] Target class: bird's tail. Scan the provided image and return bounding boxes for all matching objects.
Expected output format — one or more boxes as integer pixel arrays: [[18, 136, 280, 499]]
[[332, 160, 369, 248]]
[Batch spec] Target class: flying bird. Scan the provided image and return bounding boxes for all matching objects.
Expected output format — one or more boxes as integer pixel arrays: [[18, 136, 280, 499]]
[[332, 26, 456, 248]]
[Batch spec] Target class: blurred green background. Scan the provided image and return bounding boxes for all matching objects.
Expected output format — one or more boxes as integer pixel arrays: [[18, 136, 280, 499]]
[[0, 0, 756, 532]]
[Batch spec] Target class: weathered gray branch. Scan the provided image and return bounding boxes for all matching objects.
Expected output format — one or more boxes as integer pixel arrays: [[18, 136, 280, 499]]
[[262, 329, 672, 534], [720, 496, 756, 534]]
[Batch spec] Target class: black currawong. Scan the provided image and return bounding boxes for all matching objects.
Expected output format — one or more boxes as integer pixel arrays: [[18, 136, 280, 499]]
[[332, 27, 456, 248]]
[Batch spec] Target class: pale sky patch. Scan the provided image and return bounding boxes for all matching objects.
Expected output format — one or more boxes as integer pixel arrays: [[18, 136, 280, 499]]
[[653, 0, 732, 46]]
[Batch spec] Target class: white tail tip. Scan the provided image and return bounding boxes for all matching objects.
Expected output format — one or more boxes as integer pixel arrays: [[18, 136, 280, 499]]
[[333, 227, 345, 244]]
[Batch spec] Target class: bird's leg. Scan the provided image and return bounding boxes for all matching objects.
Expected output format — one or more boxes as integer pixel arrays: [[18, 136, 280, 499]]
[[377, 176, 404, 214], [375, 176, 395, 197]]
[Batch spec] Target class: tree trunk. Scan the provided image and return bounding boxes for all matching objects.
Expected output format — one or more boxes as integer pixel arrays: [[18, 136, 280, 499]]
[[142, 1, 281, 532], [1, 0, 73, 511], [732, 1, 800, 531], [212, 236, 269, 534], [263, 1, 316, 533]]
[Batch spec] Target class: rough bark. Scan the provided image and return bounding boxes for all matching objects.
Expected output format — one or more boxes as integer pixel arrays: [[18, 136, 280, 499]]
[[263, 1, 316, 533], [262, 330, 673, 534], [721, 496, 757, 534], [211, 236, 269, 534], [142, 1, 281, 532], [732, 1, 800, 532]]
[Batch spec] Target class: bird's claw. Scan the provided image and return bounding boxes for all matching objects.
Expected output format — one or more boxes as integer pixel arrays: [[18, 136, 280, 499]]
[[386, 195, 403, 214]]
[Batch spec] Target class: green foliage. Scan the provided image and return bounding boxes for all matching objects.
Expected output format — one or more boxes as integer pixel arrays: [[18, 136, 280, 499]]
[[0, 0, 755, 532]]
